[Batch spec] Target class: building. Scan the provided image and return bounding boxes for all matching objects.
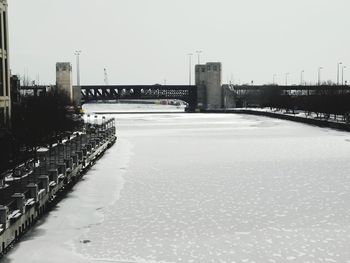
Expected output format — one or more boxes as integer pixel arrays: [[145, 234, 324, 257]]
[[0, 0, 10, 127], [195, 62, 222, 109], [56, 62, 73, 102]]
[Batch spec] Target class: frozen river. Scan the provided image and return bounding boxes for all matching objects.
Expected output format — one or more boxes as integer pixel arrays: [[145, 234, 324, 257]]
[[3, 104, 350, 263]]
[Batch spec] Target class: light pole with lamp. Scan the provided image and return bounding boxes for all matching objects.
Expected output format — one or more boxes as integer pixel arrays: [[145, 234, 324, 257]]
[[74, 50, 82, 87], [337, 62, 342, 85], [318, 67, 323, 86], [300, 70, 304, 85], [195, 50, 202, 65], [188, 53, 193, 86], [285, 73, 290, 86]]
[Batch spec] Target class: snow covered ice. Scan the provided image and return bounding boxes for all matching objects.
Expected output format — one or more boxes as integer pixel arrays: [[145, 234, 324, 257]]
[[4, 104, 350, 263]]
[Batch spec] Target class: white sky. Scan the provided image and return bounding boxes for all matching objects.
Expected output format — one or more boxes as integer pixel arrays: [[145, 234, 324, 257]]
[[8, 0, 350, 86]]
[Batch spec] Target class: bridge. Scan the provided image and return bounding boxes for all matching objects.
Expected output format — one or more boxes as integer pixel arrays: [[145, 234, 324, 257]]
[[21, 83, 350, 111], [19, 85, 198, 111], [78, 85, 197, 111], [226, 84, 350, 92], [223, 84, 350, 108]]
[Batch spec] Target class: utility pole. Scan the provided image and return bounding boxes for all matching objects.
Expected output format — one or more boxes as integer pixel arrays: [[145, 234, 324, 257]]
[[74, 50, 82, 86]]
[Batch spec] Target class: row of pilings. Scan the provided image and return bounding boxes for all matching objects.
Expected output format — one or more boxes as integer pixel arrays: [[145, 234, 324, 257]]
[[0, 116, 116, 257]]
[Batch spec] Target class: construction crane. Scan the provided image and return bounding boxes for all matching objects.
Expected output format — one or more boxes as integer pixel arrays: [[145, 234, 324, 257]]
[[104, 68, 109, 85]]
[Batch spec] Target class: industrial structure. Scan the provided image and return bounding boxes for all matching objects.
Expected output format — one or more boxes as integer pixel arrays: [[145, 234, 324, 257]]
[[0, 0, 10, 127]]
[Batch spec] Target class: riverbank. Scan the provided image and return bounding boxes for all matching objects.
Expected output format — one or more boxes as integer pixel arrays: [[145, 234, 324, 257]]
[[0, 118, 116, 258], [203, 108, 350, 132]]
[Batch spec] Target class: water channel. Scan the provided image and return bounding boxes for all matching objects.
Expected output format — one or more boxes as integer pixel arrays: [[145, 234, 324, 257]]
[[3, 104, 350, 262]]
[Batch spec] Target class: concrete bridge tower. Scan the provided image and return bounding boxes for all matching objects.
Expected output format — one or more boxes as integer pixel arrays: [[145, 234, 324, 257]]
[[206, 62, 222, 109], [56, 62, 73, 102], [195, 62, 222, 110], [195, 64, 207, 109]]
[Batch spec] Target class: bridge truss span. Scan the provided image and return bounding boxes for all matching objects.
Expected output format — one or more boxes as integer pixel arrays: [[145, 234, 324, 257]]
[[79, 85, 198, 111]]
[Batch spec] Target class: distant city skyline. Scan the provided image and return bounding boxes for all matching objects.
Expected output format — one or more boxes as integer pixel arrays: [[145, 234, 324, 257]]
[[9, 0, 350, 86]]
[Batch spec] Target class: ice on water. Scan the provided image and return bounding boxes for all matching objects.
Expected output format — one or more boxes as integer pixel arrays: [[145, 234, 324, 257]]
[[5, 104, 350, 263]]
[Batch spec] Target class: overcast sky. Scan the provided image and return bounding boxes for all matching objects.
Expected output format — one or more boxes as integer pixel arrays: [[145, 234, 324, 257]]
[[8, 0, 350, 86]]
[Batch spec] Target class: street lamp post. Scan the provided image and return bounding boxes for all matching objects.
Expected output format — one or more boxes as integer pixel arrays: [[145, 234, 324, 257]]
[[188, 53, 193, 86], [337, 62, 342, 85], [74, 50, 82, 87], [285, 73, 290, 86], [342, 66, 346, 86], [300, 70, 304, 85], [318, 67, 323, 86], [195, 50, 202, 65]]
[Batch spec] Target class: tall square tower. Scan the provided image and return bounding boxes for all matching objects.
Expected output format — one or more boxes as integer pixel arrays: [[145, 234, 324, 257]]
[[195, 62, 222, 109], [205, 62, 222, 109], [195, 64, 207, 109], [56, 62, 73, 102]]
